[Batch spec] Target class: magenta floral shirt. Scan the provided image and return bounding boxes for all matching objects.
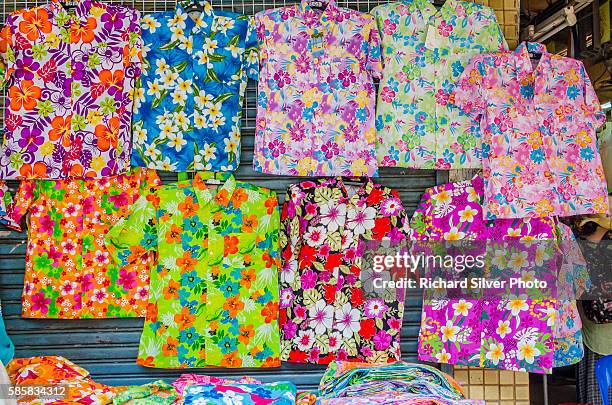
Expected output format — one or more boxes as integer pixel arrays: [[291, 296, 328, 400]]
[[254, 0, 383, 177], [411, 175, 576, 374], [452, 42, 609, 219], [0, 0, 141, 179]]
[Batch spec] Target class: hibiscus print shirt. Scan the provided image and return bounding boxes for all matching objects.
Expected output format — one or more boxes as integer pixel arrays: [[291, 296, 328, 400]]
[[373, 0, 506, 169], [453, 42, 609, 219], [279, 177, 411, 364], [183, 382, 297, 405], [411, 175, 581, 373], [131, 0, 258, 172], [0, 0, 141, 179], [254, 0, 383, 177], [3, 168, 159, 319], [106, 172, 281, 369]]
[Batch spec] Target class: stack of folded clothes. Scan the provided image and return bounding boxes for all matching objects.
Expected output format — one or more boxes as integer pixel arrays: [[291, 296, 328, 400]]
[[311, 361, 482, 405]]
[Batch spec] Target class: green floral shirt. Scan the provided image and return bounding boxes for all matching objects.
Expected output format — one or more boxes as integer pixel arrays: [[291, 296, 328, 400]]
[[106, 172, 281, 369], [372, 0, 507, 169], [114, 380, 178, 404]]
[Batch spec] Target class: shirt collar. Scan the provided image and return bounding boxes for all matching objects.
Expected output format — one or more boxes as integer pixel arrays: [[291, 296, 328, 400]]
[[333, 177, 374, 203], [50, 0, 93, 23], [408, 0, 456, 22], [193, 172, 236, 207], [514, 41, 550, 76], [176, 0, 215, 34], [298, 0, 340, 29]]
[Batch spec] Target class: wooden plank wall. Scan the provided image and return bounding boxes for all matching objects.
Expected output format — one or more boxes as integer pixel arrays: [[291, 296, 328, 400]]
[[0, 0, 517, 389]]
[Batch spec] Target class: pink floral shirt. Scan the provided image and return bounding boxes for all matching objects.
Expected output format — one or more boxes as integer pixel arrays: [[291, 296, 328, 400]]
[[453, 42, 609, 219], [253, 0, 382, 177]]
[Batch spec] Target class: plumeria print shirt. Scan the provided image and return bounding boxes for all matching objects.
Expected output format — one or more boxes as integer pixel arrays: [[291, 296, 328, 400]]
[[0, 0, 142, 179], [411, 175, 582, 373], [106, 172, 281, 369], [373, 0, 507, 169], [3, 168, 159, 319], [131, 0, 258, 172], [253, 0, 383, 177], [280, 178, 411, 364], [453, 42, 610, 219]]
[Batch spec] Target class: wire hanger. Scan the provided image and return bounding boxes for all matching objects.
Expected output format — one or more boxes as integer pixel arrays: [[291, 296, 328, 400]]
[[184, 0, 206, 13], [432, 0, 446, 9]]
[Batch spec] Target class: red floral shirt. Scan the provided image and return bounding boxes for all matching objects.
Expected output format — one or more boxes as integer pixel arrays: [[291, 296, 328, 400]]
[[279, 177, 412, 364]]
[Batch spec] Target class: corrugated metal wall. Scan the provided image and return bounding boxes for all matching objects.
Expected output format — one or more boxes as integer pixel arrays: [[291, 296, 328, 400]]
[[0, 0, 446, 389]]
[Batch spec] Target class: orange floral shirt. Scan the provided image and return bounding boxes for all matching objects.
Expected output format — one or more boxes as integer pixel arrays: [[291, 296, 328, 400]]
[[6, 167, 159, 319]]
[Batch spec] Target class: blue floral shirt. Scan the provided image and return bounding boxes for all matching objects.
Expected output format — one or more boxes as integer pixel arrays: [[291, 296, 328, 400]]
[[183, 382, 297, 405], [131, 0, 258, 172]]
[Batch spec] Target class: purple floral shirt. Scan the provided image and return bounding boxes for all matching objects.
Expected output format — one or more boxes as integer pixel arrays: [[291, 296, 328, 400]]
[[253, 0, 383, 177], [411, 175, 580, 374], [0, 0, 141, 179]]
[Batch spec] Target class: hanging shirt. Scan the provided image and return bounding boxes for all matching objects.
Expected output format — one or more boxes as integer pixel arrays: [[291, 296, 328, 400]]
[[253, 0, 383, 177], [4, 168, 158, 319], [106, 172, 281, 369], [372, 0, 506, 169], [0, 0, 141, 179], [279, 178, 411, 364], [452, 42, 610, 219], [411, 175, 585, 374], [131, 0, 258, 173]]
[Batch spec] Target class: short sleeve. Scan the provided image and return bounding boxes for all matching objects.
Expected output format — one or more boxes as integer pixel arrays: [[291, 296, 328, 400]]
[[245, 15, 258, 81], [451, 55, 488, 122], [3, 180, 37, 232], [0, 18, 15, 88], [475, 7, 508, 53], [365, 15, 383, 80], [579, 61, 605, 129], [105, 188, 158, 266], [0, 181, 19, 230]]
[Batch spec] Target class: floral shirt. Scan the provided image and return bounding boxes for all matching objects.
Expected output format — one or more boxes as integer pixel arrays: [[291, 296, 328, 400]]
[[5, 168, 159, 319], [411, 175, 581, 373], [113, 380, 178, 405], [183, 382, 297, 405], [453, 42, 609, 219], [253, 0, 383, 177], [0, 0, 141, 179], [7, 356, 122, 404], [279, 178, 411, 364], [373, 0, 506, 169], [131, 0, 257, 172], [106, 172, 281, 369]]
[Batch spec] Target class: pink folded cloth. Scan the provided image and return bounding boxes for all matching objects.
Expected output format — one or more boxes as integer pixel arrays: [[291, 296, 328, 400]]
[[172, 374, 261, 395]]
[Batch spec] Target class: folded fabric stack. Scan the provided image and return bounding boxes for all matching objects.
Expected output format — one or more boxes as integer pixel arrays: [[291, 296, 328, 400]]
[[172, 374, 262, 396], [313, 361, 482, 405], [183, 382, 297, 405]]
